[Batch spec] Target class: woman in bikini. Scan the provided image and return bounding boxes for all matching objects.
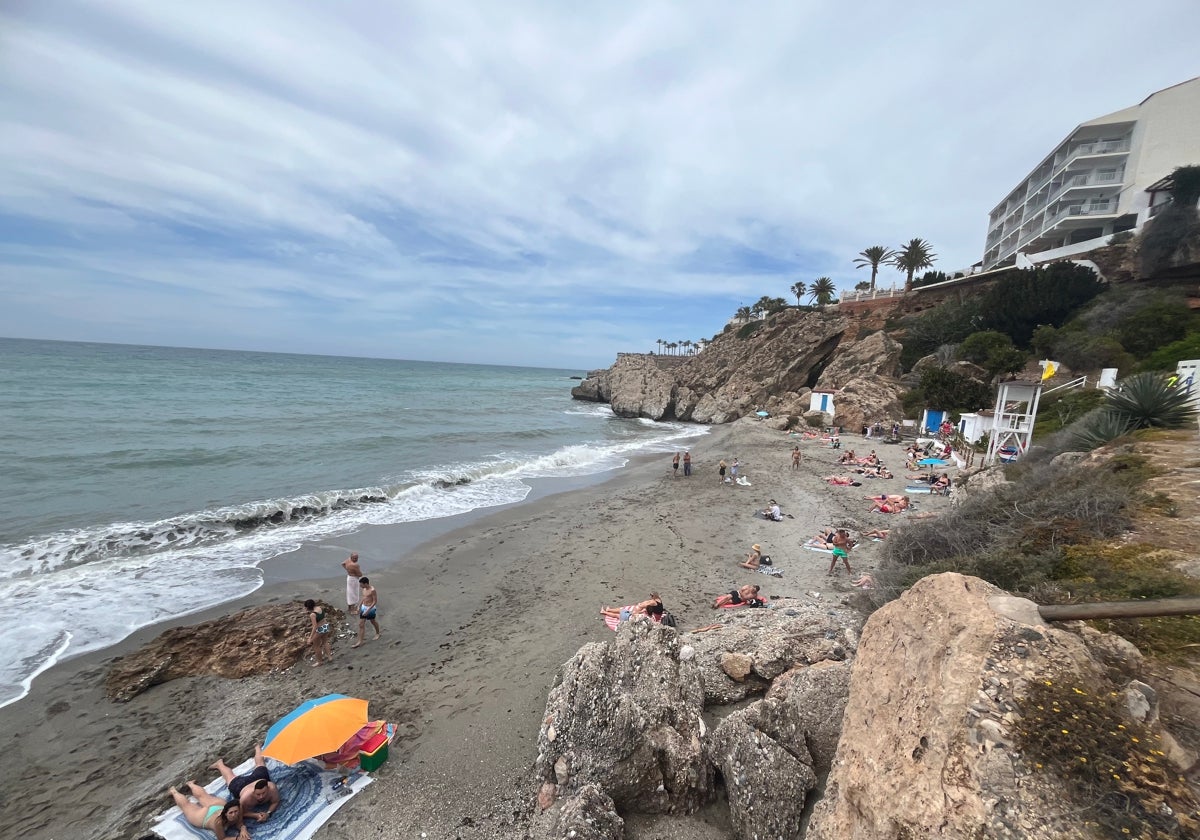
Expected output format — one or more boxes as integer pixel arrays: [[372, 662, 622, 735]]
[[304, 598, 333, 666], [167, 784, 248, 840], [739, 543, 763, 569], [713, 583, 764, 608], [601, 593, 663, 623]]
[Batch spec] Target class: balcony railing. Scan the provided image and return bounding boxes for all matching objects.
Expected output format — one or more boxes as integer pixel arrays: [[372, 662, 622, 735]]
[[1045, 200, 1116, 227], [841, 286, 905, 303], [1048, 170, 1124, 202]]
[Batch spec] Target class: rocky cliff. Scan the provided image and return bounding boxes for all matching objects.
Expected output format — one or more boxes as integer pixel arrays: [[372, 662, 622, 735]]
[[571, 308, 907, 431]]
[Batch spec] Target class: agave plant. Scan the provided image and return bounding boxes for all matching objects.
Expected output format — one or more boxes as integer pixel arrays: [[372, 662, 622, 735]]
[[1067, 408, 1135, 451], [1104, 372, 1198, 430]]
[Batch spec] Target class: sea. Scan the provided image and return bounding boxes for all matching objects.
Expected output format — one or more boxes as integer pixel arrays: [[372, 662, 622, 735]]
[[0, 337, 707, 708]]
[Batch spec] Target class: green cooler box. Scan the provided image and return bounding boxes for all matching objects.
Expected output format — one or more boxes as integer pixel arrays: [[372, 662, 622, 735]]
[[359, 731, 389, 771]]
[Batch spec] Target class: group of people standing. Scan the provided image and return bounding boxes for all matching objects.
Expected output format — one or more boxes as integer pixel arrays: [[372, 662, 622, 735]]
[[671, 450, 693, 476], [303, 552, 382, 667]]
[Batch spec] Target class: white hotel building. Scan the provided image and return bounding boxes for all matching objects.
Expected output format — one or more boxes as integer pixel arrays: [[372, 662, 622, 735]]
[[983, 77, 1200, 270]]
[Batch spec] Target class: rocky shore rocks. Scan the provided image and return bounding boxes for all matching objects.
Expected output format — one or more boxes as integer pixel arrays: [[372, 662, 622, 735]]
[[530, 574, 1199, 840], [570, 308, 907, 430]]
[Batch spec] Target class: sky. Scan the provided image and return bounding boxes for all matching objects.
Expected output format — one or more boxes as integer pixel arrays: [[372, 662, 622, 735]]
[[2, 2, 1198, 369]]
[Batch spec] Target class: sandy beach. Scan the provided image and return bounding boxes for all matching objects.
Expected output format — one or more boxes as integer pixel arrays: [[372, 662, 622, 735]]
[[0, 419, 952, 840]]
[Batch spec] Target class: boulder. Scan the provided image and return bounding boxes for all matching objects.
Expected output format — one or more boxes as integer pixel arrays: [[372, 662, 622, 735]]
[[761, 659, 853, 774], [534, 620, 712, 814], [529, 783, 625, 840], [824, 377, 907, 434], [684, 603, 857, 705], [709, 708, 817, 840], [805, 573, 1168, 840]]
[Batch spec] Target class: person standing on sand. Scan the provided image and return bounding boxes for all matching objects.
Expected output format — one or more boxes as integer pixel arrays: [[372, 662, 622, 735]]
[[672, 452, 680, 477], [683, 450, 692, 476], [342, 552, 363, 615], [730, 458, 740, 481], [828, 530, 854, 576], [791, 446, 801, 469], [718, 459, 728, 483], [352, 576, 381, 648]]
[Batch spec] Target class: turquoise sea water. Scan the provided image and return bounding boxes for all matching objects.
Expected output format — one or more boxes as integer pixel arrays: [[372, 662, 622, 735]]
[[0, 338, 706, 707]]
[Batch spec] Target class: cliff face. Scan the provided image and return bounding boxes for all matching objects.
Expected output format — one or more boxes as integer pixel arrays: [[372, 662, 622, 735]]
[[572, 308, 906, 430]]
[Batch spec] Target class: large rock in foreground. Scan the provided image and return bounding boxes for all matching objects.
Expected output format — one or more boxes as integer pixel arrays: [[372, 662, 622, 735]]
[[534, 620, 712, 814]]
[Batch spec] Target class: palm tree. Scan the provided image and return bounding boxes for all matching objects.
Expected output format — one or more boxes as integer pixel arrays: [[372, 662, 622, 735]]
[[853, 245, 896, 292], [669, 342, 678, 355], [809, 277, 836, 305], [735, 305, 753, 322], [754, 296, 775, 319], [790, 281, 807, 305], [891, 238, 937, 292], [656, 339, 664, 355], [681, 340, 693, 355]]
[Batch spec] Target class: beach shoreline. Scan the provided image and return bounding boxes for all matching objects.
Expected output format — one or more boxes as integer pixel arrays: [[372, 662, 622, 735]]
[[1, 419, 950, 840]]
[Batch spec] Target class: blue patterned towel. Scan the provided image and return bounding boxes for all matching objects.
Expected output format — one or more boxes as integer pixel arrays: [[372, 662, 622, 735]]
[[151, 756, 374, 840]]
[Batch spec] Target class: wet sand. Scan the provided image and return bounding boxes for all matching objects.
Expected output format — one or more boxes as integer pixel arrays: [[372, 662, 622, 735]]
[[0, 419, 950, 840]]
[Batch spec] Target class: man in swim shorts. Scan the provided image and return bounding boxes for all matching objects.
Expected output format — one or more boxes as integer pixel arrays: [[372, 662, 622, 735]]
[[352, 576, 381, 648], [342, 552, 363, 614], [210, 744, 280, 823]]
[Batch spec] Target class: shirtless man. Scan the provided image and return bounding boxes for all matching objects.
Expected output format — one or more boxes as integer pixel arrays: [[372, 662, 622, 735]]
[[791, 446, 801, 469], [352, 576, 381, 648], [210, 744, 280, 824], [342, 552, 363, 615]]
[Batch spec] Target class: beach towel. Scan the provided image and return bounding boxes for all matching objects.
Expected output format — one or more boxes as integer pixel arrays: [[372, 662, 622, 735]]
[[602, 610, 664, 632], [802, 538, 834, 554], [735, 476, 752, 486], [151, 756, 374, 840], [905, 485, 934, 494]]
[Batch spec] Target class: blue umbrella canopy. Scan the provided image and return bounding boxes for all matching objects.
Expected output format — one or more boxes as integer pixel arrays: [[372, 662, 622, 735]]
[[918, 458, 947, 466], [756, 410, 770, 417]]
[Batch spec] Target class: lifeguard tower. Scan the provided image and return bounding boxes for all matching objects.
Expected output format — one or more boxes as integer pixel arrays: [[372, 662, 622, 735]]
[[983, 362, 1055, 466]]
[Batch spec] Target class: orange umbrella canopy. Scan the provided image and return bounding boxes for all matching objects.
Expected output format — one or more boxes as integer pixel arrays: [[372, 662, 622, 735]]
[[262, 694, 369, 764]]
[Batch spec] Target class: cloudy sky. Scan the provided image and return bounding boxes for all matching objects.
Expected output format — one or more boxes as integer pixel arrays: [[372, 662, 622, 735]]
[[2, 1, 1198, 369]]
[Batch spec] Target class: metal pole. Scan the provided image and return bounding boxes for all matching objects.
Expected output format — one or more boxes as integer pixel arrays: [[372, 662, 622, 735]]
[[1038, 597, 1200, 622]]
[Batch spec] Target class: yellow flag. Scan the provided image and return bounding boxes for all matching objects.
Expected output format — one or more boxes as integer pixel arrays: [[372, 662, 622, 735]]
[[1041, 361, 1057, 381]]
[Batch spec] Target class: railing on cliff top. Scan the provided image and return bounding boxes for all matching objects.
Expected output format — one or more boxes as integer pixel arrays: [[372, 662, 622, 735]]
[[840, 286, 905, 303]]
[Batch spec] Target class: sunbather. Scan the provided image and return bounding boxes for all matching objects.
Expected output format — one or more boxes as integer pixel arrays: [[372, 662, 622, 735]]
[[868, 495, 910, 513], [210, 744, 280, 823], [863, 528, 890, 540], [823, 475, 861, 486], [600, 592, 664, 624], [739, 544, 764, 569], [168, 784, 248, 840], [713, 584, 766, 608], [760, 500, 783, 521], [836, 449, 857, 464], [851, 573, 876, 589]]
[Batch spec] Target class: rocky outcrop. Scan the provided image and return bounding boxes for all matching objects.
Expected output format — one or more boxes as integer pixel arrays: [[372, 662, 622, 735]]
[[807, 573, 1197, 840], [104, 601, 338, 702], [534, 620, 712, 815], [571, 309, 858, 422], [532, 576, 1197, 840], [531, 599, 865, 839]]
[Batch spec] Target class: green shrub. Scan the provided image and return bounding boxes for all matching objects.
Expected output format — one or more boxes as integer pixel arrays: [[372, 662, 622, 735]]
[[1067, 408, 1135, 451], [1116, 301, 1195, 356], [736, 320, 763, 339], [1141, 331, 1200, 371], [916, 367, 992, 413], [1034, 388, 1107, 437], [976, 262, 1104, 347]]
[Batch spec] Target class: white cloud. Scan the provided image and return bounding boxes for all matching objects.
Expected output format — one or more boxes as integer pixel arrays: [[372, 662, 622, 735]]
[[2, 0, 1198, 366]]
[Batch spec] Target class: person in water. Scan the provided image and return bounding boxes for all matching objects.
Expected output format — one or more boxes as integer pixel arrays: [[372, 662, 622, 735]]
[[167, 784, 247, 840]]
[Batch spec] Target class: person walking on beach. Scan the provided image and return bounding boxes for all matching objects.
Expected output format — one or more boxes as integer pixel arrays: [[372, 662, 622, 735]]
[[718, 459, 728, 483], [672, 452, 680, 477], [683, 450, 692, 476], [828, 530, 854, 577], [342, 552, 363, 615], [352, 577, 381, 648]]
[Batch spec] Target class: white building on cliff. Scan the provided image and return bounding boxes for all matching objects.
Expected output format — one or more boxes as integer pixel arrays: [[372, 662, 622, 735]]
[[982, 77, 1200, 270]]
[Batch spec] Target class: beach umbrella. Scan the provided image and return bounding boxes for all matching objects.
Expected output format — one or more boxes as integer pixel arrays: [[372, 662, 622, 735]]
[[917, 458, 945, 466], [262, 694, 369, 764]]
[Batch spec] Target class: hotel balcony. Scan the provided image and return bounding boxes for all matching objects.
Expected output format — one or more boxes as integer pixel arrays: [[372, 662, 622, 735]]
[[1054, 139, 1130, 169], [1047, 169, 1124, 203], [1043, 200, 1117, 228]]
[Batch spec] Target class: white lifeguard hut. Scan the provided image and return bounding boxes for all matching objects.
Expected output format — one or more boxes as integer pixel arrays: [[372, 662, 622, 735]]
[[983, 361, 1056, 466], [957, 411, 992, 445]]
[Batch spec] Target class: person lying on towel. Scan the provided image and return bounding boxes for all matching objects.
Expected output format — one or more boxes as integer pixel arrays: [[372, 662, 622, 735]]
[[713, 584, 767, 608], [600, 593, 664, 625]]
